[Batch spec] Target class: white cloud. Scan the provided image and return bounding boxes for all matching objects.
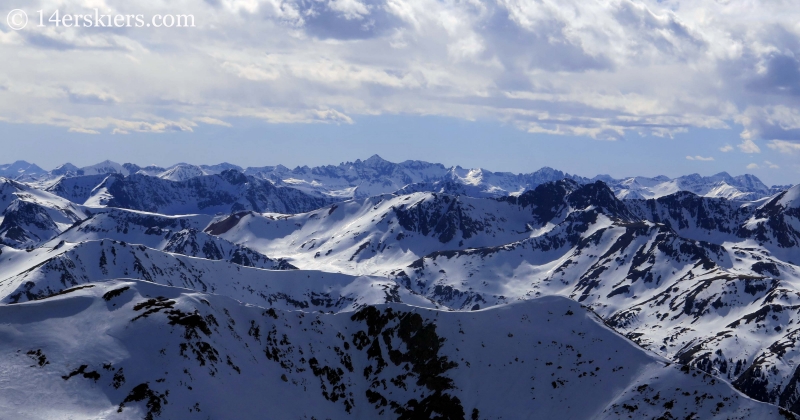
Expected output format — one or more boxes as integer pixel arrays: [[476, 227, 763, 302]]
[[764, 160, 780, 169], [767, 140, 800, 154], [65, 86, 119, 105], [686, 155, 714, 161], [719, 144, 734, 152], [327, 0, 371, 20], [0, 0, 799, 148], [734, 107, 800, 150], [738, 139, 761, 154], [68, 127, 100, 134], [746, 163, 760, 170], [221, 62, 281, 82], [194, 117, 233, 127]]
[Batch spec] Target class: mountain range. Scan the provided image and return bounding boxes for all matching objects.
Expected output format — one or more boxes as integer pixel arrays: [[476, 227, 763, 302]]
[[3, 155, 789, 202], [0, 156, 799, 419]]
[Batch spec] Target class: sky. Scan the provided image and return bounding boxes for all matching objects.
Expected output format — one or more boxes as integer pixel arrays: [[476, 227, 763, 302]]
[[1, 0, 799, 185]]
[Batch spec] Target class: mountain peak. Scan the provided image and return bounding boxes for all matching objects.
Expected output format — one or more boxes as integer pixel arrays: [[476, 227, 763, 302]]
[[50, 163, 80, 176], [364, 154, 386, 163], [54, 162, 78, 170], [534, 166, 561, 174], [0, 160, 47, 179], [158, 164, 205, 182], [80, 160, 127, 176], [85, 159, 121, 167]]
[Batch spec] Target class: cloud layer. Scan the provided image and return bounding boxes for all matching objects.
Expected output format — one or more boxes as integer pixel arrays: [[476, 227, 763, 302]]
[[1, 0, 800, 151]]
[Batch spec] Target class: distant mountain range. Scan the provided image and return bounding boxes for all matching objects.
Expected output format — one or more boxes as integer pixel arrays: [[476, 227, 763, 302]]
[[2, 155, 790, 202]]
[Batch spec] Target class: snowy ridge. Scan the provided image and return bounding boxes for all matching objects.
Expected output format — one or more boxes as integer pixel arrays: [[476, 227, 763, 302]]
[[53, 206, 295, 270]]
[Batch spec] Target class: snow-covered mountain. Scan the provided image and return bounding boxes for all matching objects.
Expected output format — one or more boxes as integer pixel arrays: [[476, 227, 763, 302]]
[[739, 184, 800, 253], [79, 159, 130, 176], [612, 172, 774, 201], [381, 183, 800, 411], [0, 240, 422, 311], [44, 173, 114, 204], [0, 160, 47, 180], [204, 191, 546, 275], [56, 171, 333, 215], [233, 156, 786, 201], [0, 280, 787, 419], [0, 178, 89, 248], [1, 158, 800, 418], [242, 155, 592, 199], [157, 164, 207, 181], [45, 208, 298, 271], [9, 155, 784, 202]]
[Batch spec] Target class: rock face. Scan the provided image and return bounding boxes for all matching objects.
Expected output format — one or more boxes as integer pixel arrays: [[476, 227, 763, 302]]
[[1, 159, 800, 418]]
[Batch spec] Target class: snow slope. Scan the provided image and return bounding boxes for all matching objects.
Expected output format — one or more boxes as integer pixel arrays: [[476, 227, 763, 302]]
[[0, 280, 786, 419], [208, 191, 551, 275]]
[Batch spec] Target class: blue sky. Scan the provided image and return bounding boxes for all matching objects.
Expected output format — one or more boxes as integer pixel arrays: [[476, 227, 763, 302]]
[[1, 0, 799, 185], [2, 115, 796, 186]]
